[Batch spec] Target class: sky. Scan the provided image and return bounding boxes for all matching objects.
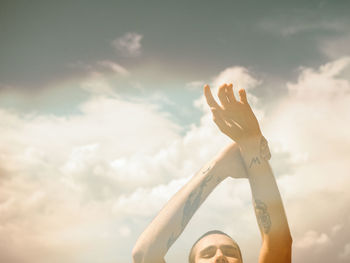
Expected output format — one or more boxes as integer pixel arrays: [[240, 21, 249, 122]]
[[0, 0, 350, 262]]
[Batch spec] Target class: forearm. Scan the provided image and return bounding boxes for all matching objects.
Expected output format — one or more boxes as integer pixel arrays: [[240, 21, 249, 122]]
[[203, 82, 292, 262], [240, 136, 292, 249], [133, 154, 229, 262]]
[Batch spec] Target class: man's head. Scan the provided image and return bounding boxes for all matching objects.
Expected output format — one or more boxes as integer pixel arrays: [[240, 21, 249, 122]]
[[189, 230, 242, 263]]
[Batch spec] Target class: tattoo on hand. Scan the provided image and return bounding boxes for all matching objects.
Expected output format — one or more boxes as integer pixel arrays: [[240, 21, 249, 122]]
[[254, 199, 271, 234], [181, 166, 213, 227]]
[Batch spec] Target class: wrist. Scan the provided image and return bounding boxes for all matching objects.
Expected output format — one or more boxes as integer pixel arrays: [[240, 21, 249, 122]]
[[212, 143, 248, 179], [238, 135, 262, 152], [210, 160, 230, 181], [238, 135, 271, 164]]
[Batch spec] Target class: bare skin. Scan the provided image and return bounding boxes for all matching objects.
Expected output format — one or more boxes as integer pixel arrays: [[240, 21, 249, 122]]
[[204, 83, 292, 263], [193, 234, 242, 263], [132, 143, 247, 263], [132, 83, 292, 263]]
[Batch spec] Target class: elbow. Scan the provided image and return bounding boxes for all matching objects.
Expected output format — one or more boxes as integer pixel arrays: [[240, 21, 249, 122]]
[[132, 247, 144, 263], [266, 231, 293, 251], [263, 235, 292, 262], [132, 236, 149, 263], [132, 246, 165, 263], [132, 240, 149, 263]]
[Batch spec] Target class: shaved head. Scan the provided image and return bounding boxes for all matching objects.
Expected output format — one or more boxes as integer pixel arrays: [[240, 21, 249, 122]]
[[188, 230, 242, 263]]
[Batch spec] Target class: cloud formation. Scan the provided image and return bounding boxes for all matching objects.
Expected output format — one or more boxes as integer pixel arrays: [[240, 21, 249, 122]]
[[266, 57, 350, 263], [1, 58, 350, 263], [112, 32, 143, 57], [259, 15, 345, 37], [98, 60, 130, 76]]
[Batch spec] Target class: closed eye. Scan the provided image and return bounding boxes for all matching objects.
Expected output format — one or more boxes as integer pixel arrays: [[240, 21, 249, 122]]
[[199, 246, 216, 258], [221, 245, 238, 258]]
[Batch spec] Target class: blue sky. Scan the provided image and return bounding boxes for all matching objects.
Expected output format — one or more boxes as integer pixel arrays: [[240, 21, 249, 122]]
[[1, 1, 350, 263]]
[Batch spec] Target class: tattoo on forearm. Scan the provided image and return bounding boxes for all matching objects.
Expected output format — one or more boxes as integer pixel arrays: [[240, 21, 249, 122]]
[[167, 232, 177, 249], [181, 166, 213, 227], [202, 166, 211, 174], [254, 199, 271, 234]]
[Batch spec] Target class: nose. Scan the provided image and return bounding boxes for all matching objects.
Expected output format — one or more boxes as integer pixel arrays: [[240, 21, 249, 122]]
[[215, 249, 228, 263]]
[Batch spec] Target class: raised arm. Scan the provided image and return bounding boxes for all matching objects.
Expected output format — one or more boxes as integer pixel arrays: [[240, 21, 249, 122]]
[[204, 83, 292, 263], [132, 143, 247, 263]]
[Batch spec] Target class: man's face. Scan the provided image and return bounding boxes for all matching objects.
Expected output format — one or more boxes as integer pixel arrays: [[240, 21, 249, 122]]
[[193, 234, 242, 263]]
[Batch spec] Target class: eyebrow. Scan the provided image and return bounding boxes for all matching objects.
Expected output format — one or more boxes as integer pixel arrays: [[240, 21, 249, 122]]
[[220, 245, 238, 250]]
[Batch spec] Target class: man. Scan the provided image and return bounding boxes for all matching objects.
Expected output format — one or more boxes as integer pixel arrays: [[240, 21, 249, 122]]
[[132, 83, 292, 263]]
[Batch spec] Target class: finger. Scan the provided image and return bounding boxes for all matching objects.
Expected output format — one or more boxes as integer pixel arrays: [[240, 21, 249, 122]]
[[226, 83, 236, 103], [212, 113, 230, 134], [204, 84, 221, 109], [218, 83, 230, 107], [238, 88, 248, 104]]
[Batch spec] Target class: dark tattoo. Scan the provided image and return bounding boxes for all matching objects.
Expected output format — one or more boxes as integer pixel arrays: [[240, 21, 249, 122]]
[[249, 137, 271, 168], [202, 166, 211, 174], [181, 166, 213, 227], [254, 199, 271, 234], [249, 156, 261, 168], [167, 232, 177, 249], [260, 136, 271, 160]]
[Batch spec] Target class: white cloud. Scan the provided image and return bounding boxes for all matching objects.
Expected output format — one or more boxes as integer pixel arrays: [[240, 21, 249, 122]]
[[266, 57, 350, 160], [211, 66, 260, 91], [0, 75, 183, 262], [2, 59, 350, 263], [68, 60, 130, 77], [98, 60, 130, 76], [0, 66, 258, 263], [112, 32, 143, 57], [265, 57, 350, 263], [259, 17, 345, 37], [295, 230, 330, 248], [80, 71, 116, 95], [185, 80, 205, 90]]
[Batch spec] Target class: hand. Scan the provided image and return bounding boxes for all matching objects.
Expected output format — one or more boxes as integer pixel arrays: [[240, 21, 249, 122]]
[[204, 83, 262, 146]]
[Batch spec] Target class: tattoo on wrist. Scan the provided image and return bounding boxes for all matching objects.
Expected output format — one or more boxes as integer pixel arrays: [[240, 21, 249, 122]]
[[248, 137, 271, 168], [181, 167, 213, 227], [260, 136, 271, 161], [254, 199, 271, 234], [249, 156, 261, 168]]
